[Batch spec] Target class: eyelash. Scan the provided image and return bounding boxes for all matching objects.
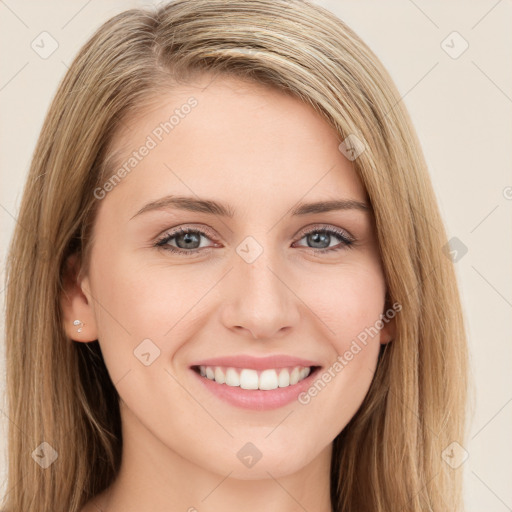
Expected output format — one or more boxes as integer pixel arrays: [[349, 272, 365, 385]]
[[154, 224, 356, 257]]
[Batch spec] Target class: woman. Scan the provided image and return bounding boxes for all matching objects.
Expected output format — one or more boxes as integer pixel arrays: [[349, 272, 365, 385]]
[[2, 0, 470, 510]]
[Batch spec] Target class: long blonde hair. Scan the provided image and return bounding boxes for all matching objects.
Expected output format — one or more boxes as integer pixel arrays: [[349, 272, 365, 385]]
[[3, 0, 471, 510]]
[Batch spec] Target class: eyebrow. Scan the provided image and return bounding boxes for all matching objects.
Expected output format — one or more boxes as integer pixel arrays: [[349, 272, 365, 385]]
[[130, 195, 371, 220]]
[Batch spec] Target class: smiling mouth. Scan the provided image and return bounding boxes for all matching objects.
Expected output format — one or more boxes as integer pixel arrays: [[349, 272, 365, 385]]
[[191, 364, 321, 390]]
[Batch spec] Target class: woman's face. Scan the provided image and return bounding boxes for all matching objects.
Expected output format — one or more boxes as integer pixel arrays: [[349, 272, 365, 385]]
[[63, 73, 394, 480]]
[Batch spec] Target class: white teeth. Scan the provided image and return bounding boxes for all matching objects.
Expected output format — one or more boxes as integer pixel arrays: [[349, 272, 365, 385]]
[[240, 369, 259, 390], [197, 365, 313, 390], [278, 368, 290, 387], [300, 367, 311, 380], [225, 367, 240, 387], [214, 367, 226, 384], [259, 369, 279, 390], [289, 367, 300, 385]]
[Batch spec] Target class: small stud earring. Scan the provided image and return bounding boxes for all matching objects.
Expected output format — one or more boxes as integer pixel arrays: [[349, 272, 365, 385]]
[[73, 320, 85, 333]]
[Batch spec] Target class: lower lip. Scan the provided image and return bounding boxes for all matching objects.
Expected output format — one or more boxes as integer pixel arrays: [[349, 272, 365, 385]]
[[190, 367, 320, 411]]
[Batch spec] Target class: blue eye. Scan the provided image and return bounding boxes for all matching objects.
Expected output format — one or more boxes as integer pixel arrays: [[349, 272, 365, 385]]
[[155, 227, 215, 257], [154, 225, 355, 256], [293, 226, 355, 252]]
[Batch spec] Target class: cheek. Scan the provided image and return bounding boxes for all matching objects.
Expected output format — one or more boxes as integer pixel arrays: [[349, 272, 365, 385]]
[[294, 263, 386, 410], [296, 261, 386, 344], [89, 252, 213, 368]]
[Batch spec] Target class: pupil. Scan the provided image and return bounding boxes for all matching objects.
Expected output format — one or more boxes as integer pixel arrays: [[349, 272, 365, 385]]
[[309, 232, 329, 248], [177, 232, 200, 249]]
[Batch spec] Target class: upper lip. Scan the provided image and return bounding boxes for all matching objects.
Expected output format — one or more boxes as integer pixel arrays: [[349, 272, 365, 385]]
[[189, 354, 322, 371]]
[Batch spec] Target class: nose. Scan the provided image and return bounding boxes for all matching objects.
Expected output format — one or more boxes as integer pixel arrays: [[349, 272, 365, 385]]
[[219, 242, 301, 340]]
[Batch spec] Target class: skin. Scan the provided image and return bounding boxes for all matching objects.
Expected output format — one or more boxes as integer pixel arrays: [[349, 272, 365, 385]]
[[61, 73, 395, 512]]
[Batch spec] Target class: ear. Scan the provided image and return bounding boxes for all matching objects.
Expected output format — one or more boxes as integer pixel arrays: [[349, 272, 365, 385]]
[[379, 294, 397, 345], [60, 252, 98, 342]]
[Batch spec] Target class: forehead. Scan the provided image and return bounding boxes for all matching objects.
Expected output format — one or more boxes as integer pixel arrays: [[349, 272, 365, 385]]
[[100, 73, 368, 216]]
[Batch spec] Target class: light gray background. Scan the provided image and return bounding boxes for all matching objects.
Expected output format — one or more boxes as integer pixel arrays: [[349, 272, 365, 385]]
[[1, 1, 511, 509]]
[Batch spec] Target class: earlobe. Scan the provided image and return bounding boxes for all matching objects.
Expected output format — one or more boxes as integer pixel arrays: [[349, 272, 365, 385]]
[[379, 320, 395, 345], [379, 297, 397, 345], [60, 253, 98, 342]]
